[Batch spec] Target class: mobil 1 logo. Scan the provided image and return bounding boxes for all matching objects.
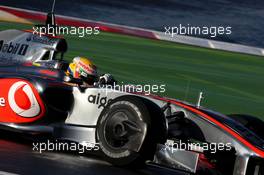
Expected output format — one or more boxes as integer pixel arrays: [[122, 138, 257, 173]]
[[0, 40, 29, 56]]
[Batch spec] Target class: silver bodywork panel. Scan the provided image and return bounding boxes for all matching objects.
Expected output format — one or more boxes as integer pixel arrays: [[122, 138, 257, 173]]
[[0, 29, 67, 64], [154, 144, 199, 173]]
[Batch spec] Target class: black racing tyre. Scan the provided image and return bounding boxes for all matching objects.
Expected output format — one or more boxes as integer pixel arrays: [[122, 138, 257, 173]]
[[228, 114, 264, 140], [96, 95, 167, 166]]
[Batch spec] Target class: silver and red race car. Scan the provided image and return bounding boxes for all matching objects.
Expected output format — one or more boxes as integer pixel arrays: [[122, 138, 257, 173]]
[[0, 13, 264, 175]]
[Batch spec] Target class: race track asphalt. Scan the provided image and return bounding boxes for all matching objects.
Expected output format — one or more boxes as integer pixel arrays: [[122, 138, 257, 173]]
[[0, 132, 188, 175]]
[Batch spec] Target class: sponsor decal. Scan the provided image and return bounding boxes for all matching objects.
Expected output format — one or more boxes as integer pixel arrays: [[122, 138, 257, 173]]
[[8, 81, 40, 118], [0, 40, 29, 56], [0, 97, 5, 107], [0, 79, 45, 123], [38, 69, 59, 77], [26, 35, 57, 46], [79, 61, 92, 72], [87, 93, 112, 109]]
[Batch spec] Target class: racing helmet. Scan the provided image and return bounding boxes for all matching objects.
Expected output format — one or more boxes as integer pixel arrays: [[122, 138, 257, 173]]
[[67, 57, 98, 85]]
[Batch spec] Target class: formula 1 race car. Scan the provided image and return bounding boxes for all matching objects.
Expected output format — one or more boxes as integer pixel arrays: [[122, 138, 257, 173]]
[[0, 12, 264, 175]]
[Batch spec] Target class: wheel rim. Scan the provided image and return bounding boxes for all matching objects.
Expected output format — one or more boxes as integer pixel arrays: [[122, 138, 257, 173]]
[[103, 109, 147, 152]]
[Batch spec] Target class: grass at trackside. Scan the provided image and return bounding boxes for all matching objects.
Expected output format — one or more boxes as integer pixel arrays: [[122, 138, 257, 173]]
[[1, 22, 264, 119]]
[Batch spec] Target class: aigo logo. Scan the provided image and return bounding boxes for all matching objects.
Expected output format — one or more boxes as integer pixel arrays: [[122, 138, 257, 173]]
[[0, 79, 45, 123], [8, 81, 40, 118]]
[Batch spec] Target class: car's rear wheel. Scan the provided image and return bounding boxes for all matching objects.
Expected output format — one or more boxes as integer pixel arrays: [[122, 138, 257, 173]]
[[96, 95, 166, 166]]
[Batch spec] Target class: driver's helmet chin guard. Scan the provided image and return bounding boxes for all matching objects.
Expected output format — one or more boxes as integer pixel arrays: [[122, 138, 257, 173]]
[[67, 56, 98, 85]]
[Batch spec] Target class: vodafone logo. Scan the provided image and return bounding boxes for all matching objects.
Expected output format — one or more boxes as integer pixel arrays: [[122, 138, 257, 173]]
[[8, 81, 40, 118]]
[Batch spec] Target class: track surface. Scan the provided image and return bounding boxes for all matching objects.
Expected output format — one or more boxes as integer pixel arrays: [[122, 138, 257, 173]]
[[0, 133, 187, 175]]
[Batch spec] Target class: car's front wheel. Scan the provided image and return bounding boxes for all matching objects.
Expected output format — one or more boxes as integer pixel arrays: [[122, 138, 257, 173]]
[[96, 95, 166, 166]]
